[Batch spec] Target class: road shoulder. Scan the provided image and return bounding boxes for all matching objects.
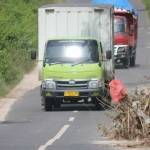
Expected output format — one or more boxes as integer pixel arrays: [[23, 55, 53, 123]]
[[0, 65, 40, 121]]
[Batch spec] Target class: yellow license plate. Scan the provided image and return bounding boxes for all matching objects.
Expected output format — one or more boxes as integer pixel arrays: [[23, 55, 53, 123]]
[[64, 91, 79, 96]]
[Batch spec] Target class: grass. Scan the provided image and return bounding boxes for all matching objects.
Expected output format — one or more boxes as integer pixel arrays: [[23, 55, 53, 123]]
[[142, 0, 150, 17], [0, 0, 63, 97]]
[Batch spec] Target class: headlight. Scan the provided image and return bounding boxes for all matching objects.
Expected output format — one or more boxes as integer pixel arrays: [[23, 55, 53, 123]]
[[42, 80, 56, 89], [88, 80, 102, 89], [118, 47, 128, 53]]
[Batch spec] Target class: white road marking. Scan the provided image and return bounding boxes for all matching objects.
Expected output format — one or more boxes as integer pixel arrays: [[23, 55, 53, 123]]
[[146, 46, 150, 49], [68, 117, 75, 122], [38, 124, 70, 150], [73, 110, 78, 113]]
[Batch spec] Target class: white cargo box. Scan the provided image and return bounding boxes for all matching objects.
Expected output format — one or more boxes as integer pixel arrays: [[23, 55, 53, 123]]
[[38, 4, 114, 61]]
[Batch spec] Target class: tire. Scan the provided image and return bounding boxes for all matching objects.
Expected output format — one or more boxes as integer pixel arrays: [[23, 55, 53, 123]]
[[44, 97, 53, 111], [124, 57, 130, 69], [54, 98, 61, 108], [93, 97, 102, 110], [130, 56, 136, 67]]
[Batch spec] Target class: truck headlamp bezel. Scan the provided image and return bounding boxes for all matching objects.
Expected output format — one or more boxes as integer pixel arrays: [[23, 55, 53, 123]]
[[114, 45, 128, 55], [118, 46, 129, 53], [42, 79, 56, 90], [118, 47, 127, 53], [88, 80, 102, 89]]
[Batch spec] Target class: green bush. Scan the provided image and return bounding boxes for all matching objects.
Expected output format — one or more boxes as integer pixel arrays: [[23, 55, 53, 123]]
[[142, 0, 150, 17], [0, 0, 63, 96]]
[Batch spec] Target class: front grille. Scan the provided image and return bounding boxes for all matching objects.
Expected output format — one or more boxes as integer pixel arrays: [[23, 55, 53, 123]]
[[56, 80, 88, 90]]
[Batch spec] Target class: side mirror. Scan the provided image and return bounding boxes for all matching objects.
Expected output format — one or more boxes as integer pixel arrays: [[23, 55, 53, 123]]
[[106, 50, 112, 59], [31, 51, 37, 60]]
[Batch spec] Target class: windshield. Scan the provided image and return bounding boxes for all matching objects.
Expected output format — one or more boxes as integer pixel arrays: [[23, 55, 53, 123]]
[[114, 17, 126, 33], [45, 40, 99, 64]]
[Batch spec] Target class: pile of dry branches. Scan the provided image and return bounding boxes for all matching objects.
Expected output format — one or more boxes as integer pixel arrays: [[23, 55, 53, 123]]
[[110, 88, 150, 145], [98, 89, 150, 146]]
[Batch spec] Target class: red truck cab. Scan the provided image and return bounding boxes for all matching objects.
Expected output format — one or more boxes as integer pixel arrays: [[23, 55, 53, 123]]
[[91, 0, 138, 68], [114, 16, 128, 45], [114, 10, 138, 68]]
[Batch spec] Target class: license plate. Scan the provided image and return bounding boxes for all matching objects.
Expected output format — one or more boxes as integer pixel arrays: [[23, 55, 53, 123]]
[[64, 91, 79, 96]]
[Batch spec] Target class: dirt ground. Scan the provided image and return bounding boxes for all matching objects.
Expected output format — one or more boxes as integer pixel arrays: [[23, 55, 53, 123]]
[[93, 140, 150, 150]]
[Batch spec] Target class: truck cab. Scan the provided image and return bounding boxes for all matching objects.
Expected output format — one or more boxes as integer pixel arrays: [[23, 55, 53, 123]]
[[114, 15, 130, 68], [91, 0, 138, 68], [41, 38, 107, 111], [114, 16, 128, 45], [114, 12, 137, 68]]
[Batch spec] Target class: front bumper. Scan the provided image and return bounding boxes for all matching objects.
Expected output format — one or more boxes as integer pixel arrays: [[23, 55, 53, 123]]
[[114, 45, 129, 65], [114, 54, 128, 64], [41, 88, 104, 98]]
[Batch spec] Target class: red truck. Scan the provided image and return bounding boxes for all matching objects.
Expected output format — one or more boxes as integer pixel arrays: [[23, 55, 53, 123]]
[[114, 8, 138, 68], [92, 0, 138, 68]]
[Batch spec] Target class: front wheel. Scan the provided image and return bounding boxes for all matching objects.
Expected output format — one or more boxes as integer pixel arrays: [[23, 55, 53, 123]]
[[124, 56, 130, 69], [44, 97, 53, 111], [93, 97, 102, 110], [130, 56, 136, 67], [54, 98, 61, 108]]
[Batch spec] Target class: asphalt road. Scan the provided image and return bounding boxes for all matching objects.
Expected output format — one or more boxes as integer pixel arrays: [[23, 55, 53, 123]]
[[0, 0, 150, 150], [0, 87, 114, 150]]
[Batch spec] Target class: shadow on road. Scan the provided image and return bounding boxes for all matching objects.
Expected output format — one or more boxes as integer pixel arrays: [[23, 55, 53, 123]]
[[41, 104, 106, 112], [4, 86, 107, 122], [115, 64, 140, 69]]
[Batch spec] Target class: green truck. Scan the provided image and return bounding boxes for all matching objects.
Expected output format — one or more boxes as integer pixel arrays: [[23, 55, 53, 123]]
[[36, 4, 114, 111]]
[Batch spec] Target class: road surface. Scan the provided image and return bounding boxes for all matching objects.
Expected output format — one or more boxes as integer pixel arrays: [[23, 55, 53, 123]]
[[0, 0, 149, 150]]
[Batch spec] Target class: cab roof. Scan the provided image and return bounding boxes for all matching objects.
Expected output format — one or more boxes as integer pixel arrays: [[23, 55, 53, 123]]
[[48, 37, 98, 41], [91, 0, 138, 15]]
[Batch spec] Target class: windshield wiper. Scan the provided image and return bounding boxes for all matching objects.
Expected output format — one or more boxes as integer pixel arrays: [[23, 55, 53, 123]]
[[43, 61, 63, 67], [48, 61, 64, 65], [44, 58, 64, 66], [44, 57, 67, 65], [71, 59, 95, 66]]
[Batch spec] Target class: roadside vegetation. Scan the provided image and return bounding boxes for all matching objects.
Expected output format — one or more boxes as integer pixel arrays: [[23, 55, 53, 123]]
[[98, 88, 150, 147], [142, 0, 150, 17], [0, 0, 62, 96]]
